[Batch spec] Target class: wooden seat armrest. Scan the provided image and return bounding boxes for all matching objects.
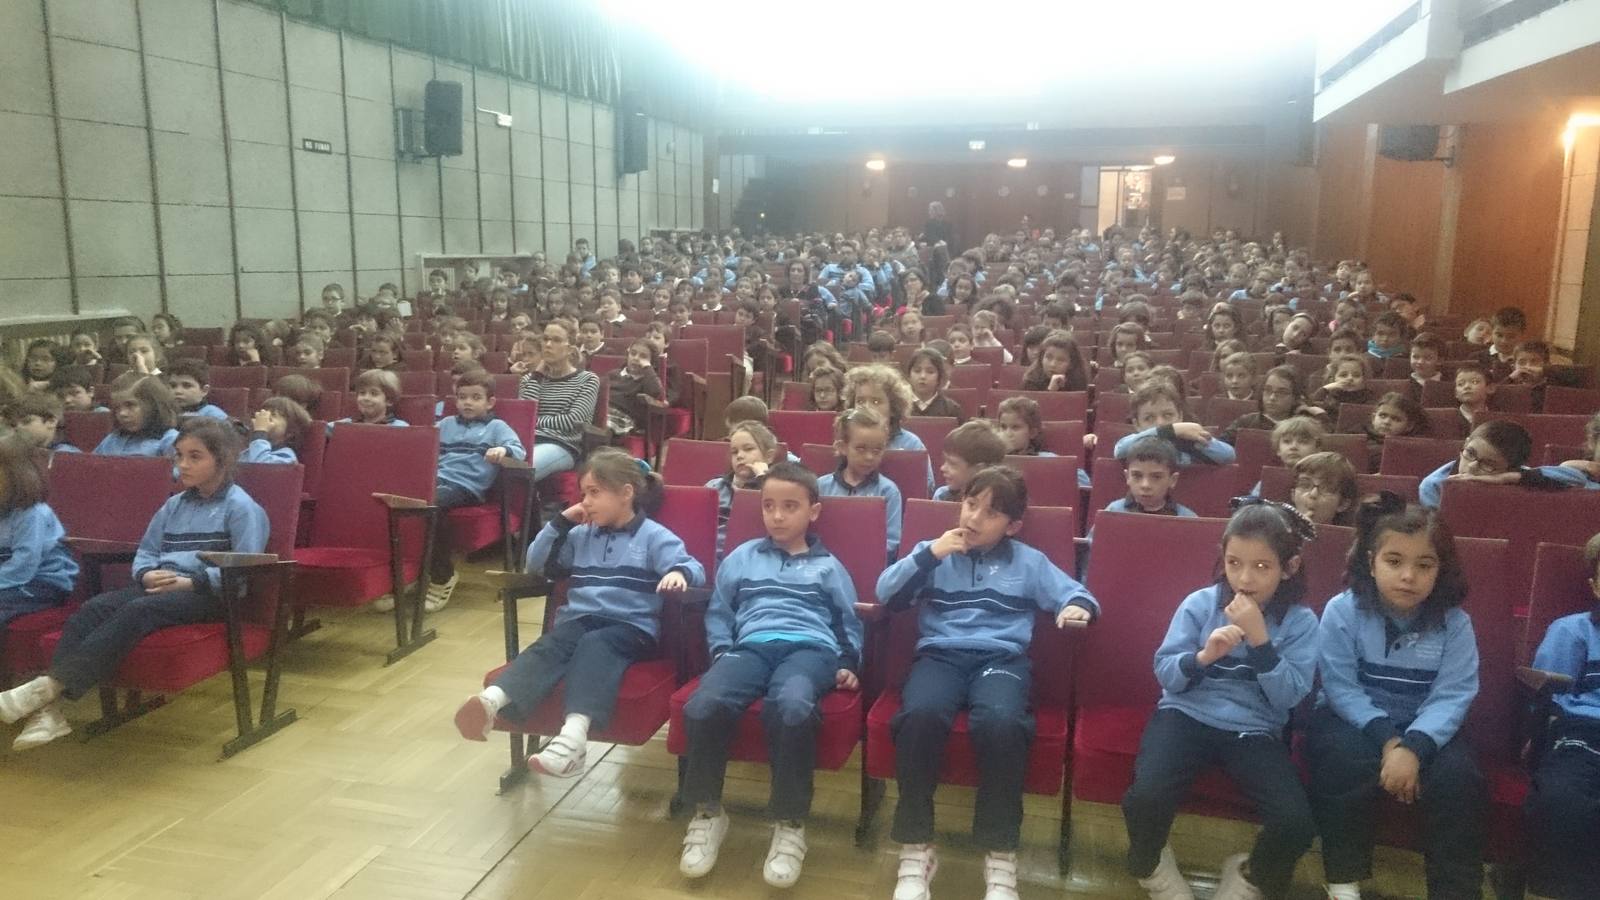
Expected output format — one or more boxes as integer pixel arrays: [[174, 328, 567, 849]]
[[1517, 667, 1575, 696], [372, 492, 437, 512], [198, 552, 282, 569]]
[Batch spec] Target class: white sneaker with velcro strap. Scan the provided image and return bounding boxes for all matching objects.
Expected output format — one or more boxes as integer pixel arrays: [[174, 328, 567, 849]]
[[679, 809, 729, 878], [894, 843, 938, 900], [526, 733, 586, 777], [762, 821, 807, 887], [982, 850, 1021, 900]]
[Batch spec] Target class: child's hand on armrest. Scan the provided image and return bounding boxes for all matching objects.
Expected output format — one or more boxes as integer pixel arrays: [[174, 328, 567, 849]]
[[657, 571, 687, 592], [1057, 605, 1092, 628], [835, 669, 859, 691]]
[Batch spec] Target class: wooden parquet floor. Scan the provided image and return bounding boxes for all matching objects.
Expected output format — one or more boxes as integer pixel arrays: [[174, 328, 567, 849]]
[[1, 559, 1448, 899]]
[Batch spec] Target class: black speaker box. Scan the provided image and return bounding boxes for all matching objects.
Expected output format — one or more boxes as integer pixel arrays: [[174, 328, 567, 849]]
[[424, 80, 463, 157], [618, 90, 649, 175], [1378, 125, 1440, 162]]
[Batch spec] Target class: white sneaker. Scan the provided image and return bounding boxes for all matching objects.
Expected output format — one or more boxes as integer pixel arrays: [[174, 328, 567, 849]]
[[0, 676, 57, 724], [1137, 846, 1194, 900], [425, 573, 459, 612], [762, 821, 807, 888], [982, 851, 1020, 900], [12, 703, 70, 750], [679, 809, 729, 878], [1214, 853, 1264, 900], [526, 733, 586, 777], [1325, 884, 1362, 900], [894, 844, 939, 900], [453, 694, 497, 741], [372, 593, 395, 612]]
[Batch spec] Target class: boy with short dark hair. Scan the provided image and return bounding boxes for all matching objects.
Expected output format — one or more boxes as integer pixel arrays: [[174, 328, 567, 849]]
[[868, 330, 898, 364], [934, 420, 1009, 503], [1508, 340, 1551, 410], [426, 371, 527, 610], [1454, 361, 1494, 433], [877, 465, 1099, 900], [165, 358, 227, 419], [1479, 306, 1526, 382], [4, 392, 79, 453], [1419, 419, 1593, 508], [678, 463, 863, 889], [48, 366, 102, 413], [1408, 333, 1446, 397], [1104, 436, 1197, 519]]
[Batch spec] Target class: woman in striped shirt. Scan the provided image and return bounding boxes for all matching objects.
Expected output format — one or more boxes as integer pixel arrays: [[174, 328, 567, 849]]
[[518, 321, 599, 482]]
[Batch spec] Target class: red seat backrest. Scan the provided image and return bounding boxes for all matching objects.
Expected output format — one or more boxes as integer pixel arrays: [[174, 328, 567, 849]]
[[1257, 466, 1419, 505], [994, 364, 1025, 390], [396, 395, 437, 426], [49, 454, 174, 543], [668, 337, 709, 378], [1441, 482, 1600, 619], [1012, 390, 1087, 422], [1204, 397, 1258, 429], [323, 347, 357, 370], [269, 367, 350, 395], [902, 417, 957, 480], [206, 386, 250, 420], [298, 419, 328, 498], [1485, 413, 1589, 451], [309, 424, 439, 551], [1298, 523, 1354, 614], [1096, 391, 1133, 427], [1040, 420, 1085, 458], [654, 485, 720, 583], [944, 387, 984, 421], [401, 348, 434, 369], [1487, 383, 1537, 413], [62, 410, 112, 453], [397, 370, 436, 395], [1523, 542, 1596, 666], [1171, 464, 1247, 518], [768, 410, 837, 452], [679, 325, 744, 368], [1543, 386, 1600, 415], [208, 366, 269, 389], [662, 438, 734, 487], [234, 463, 304, 559], [1455, 537, 1518, 765], [1079, 513, 1228, 710], [1379, 435, 1462, 477], [1542, 444, 1586, 466], [1002, 454, 1080, 509], [779, 381, 811, 410], [949, 365, 991, 391]]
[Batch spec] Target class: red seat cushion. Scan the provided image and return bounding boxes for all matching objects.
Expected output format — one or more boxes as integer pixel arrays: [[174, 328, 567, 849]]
[[666, 677, 861, 770], [295, 547, 416, 607], [546, 471, 581, 506], [481, 659, 676, 746], [2, 606, 77, 676], [865, 691, 1069, 795], [446, 503, 520, 556], [1072, 705, 1256, 819], [39, 623, 269, 694]]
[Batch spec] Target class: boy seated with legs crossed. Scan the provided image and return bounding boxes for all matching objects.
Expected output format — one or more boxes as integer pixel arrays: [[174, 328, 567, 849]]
[[877, 465, 1100, 900], [679, 463, 864, 889]]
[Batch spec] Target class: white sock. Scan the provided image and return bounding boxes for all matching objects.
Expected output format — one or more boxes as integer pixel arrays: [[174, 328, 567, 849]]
[[559, 712, 590, 743], [479, 686, 508, 713]]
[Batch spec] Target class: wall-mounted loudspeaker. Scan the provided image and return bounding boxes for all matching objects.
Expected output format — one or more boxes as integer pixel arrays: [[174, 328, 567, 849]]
[[424, 80, 463, 157], [1378, 125, 1440, 162], [618, 90, 649, 175]]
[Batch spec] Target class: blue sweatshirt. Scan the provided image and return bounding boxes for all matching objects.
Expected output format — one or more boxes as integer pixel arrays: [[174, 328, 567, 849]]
[[1317, 589, 1479, 762], [1531, 610, 1600, 724], [182, 403, 229, 420], [240, 431, 297, 464], [1154, 584, 1319, 734], [707, 534, 863, 671], [817, 465, 903, 562], [93, 429, 179, 458], [436, 414, 526, 502], [525, 511, 706, 639], [1418, 459, 1595, 509], [0, 503, 79, 594], [327, 415, 409, 436], [1085, 496, 1198, 545], [877, 536, 1098, 656], [134, 483, 270, 594], [1113, 424, 1236, 466]]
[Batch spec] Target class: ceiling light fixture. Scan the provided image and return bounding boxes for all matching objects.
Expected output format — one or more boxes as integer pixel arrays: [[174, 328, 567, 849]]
[[1007, 157, 1027, 168], [968, 140, 986, 151], [865, 158, 886, 171], [1153, 154, 1176, 165]]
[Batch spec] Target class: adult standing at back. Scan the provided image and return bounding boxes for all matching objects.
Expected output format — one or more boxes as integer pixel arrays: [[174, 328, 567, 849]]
[[517, 321, 598, 482]]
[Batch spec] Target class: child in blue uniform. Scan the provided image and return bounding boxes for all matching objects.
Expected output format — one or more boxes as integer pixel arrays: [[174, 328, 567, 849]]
[[1418, 419, 1592, 508], [844, 364, 934, 494], [817, 407, 902, 562], [426, 370, 526, 611], [1309, 493, 1485, 900], [678, 464, 862, 890], [1123, 500, 1319, 900], [933, 420, 1009, 503], [0, 436, 78, 631], [1113, 381, 1236, 467], [1521, 531, 1600, 900], [878, 466, 1099, 900], [92, 374, 179, 457], [453, 449, 704, 776], [241, 397, 309, 464], [1, 418, 267, 750], [706, 420, 778, 560], [165, 358, 228, 419]]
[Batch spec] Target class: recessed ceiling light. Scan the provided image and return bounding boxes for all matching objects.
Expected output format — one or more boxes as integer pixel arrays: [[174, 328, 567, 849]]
[[968, 140, 986, 151], [865, 159, 886, 171], [1007, 158, 1027, 168], [1153, 154, 1176, 165]]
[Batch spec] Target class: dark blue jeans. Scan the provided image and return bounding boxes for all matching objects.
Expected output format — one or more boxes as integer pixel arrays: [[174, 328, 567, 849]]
[[49, 584, 220, 700], [491, 614, 655, 729], [1526, 717, 1600, 899], [0, 581, 71, 628], [680, 640, 839, 821], [891, 647, 1033, 850]]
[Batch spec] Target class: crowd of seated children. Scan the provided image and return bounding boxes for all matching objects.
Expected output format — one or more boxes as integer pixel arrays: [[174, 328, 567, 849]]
[[453, 449, 704, 776], [1114, 382, 1237, 467], [1, 418, 267, 750], [843, 364, 933, 493], [679, 463, 862, 889], [1125, 500, 1320, 900], [1221, 366, 1322, 445], [816, 407, 902, 562], [1479, 306, 1526, 383], [1312, 356, 1374, 423], [879, 465, 1098, 900], [1021, 332, 1089, 392], [1289, 451, 1358, 526]]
